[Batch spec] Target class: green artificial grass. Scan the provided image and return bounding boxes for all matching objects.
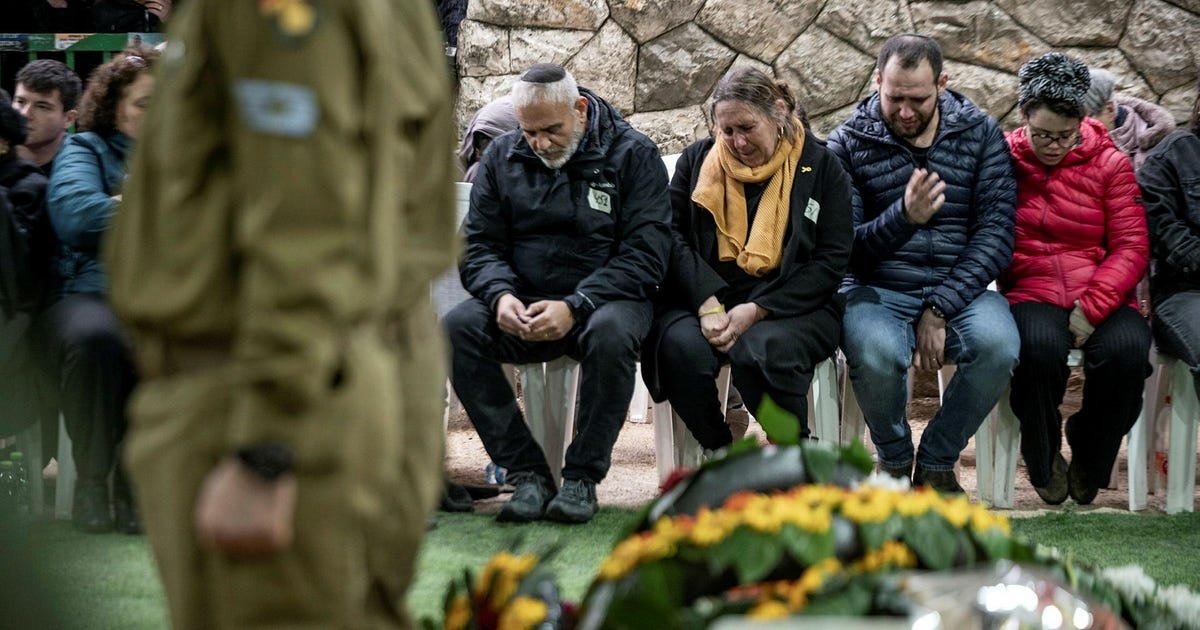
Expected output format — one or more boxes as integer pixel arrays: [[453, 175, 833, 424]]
[[16, 509, 1200, 627], [1011, 510, 1200, 591]]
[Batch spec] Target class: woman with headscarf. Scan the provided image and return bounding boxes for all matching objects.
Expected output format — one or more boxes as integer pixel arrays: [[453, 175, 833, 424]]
[[641, 66, 852, 450], [1001, 52, 1151, 506]]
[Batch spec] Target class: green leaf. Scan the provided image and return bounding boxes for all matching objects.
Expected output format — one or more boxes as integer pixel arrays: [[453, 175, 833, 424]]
[[724, 436, 759, 458], [839, 439, 875, 475], [728, 529, 785, 584], [802, 442, 837, 484], [706, 528, 745, 575], [780, 524, 835, 565], [801, 580, 875, 617], [902, 513, 957, 570], [971, 527, 1013, 561], [859, 514, 903, 552], [953, 529, 976, 566], [602, 563, 686, 630], [754, 394, 801, 445]]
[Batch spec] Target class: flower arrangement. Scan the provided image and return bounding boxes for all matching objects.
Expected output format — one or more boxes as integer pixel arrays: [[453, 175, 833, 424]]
[[435, 548, 570, 630], [431, 397, 1200, 629]]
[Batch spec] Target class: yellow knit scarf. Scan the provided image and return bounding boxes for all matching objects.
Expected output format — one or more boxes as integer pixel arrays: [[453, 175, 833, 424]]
[[691, 122, 805, 277]]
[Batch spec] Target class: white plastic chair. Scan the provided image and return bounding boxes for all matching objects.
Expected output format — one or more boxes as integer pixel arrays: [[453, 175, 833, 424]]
[[976, 349, 1155, 511], [14, 414, 76, 519], [1130, 353, 1198, 514], [518, 357, 581, 488], [652, 357, 839, 484]]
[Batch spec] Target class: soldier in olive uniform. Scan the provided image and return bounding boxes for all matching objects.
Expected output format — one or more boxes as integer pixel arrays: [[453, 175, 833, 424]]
[[104, 0, 457, 627]]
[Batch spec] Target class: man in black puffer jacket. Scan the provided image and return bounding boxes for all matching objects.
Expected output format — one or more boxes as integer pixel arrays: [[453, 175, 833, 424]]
[[446, 63, 671, 524], [828, 34, 1019, 493]]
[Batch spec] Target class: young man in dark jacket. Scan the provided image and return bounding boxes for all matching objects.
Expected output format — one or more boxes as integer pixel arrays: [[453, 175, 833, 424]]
[[445, 63, 671, 524], [827, 34, 1019, 493]]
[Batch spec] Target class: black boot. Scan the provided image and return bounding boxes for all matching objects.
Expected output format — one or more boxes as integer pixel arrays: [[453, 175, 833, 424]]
[[1032, 453, 1069, 505], [73, 481, 113, 533], [913, 466, 964, 494], [439, 481, 475, 513], [112, 470, 142, 535]]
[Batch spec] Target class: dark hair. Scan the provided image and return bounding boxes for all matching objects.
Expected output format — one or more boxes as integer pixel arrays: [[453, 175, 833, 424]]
[[1017, 52, 1090, 119], [0, 88, 29, 159], [15, 59, 83, 112], [77, 46, 159, 137], [877, 34, 943, 80], [710, 66, 806, 139]]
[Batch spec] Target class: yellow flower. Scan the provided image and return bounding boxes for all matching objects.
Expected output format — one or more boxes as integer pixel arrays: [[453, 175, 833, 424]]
[[895, 489, 935, 517], [840, 488, 891, 523], [444, 594, 471, 630], [970, 505, 1012, 535], [742, 501, 784, 533], [498, 596, 548, 630], [748, 599, 790, 620], [936, 495, 972, 528], [689, 508, 730, 547]]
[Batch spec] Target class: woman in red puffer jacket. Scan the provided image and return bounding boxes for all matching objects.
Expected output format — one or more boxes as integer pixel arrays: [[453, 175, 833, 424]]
[[1000, 52, 1151, 507]]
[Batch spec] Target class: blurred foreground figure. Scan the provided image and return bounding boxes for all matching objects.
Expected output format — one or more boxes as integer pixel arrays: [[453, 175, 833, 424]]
[[105, 1, 457, 627]]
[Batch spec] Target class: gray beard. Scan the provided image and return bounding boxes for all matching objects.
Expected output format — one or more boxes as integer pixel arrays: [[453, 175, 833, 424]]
[[537, 126, 585, 169]]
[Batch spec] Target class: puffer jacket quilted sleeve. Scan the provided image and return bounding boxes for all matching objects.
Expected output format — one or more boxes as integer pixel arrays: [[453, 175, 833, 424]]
[[1001, 119, 1149, 325], [826, 90, 1016, 318]]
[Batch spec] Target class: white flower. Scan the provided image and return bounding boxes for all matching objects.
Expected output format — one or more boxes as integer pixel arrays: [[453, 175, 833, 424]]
[[856, 471, 911, 492], [1157, 585, 1200, 628], [1099, 566, 1157, 604]]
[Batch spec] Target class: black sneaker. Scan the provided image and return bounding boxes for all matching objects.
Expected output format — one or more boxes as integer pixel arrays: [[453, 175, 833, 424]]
[[545, 478, 598, 524], [1033, 453, 1069, 505], [878, 460, 913, 483], [496, 473, 555, 523], [1068, 458, 1099, 505], [913, 466, 964, 494], [73, 482, 113, 533], [440, 481, 475, 513]]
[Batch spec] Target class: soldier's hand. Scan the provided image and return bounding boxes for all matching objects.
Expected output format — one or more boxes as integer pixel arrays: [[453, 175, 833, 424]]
[[903, 169, 946, 225], [495, 293, 532, 338], [913, 308, 947, 371], [195, 457, 297, 557], [525, 300, 575, 342]]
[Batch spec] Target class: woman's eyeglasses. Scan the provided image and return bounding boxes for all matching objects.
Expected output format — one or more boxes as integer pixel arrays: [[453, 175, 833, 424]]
[[1027, 126, 1078, 148]]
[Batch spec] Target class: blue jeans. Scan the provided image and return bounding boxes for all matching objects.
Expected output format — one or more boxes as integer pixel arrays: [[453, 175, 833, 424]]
[[842, 287, 1019, 471], [1153, 290, 1200, 405]]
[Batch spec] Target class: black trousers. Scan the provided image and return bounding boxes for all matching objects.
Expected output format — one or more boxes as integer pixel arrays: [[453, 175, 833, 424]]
[[444, 298, 651, 484], [654, 305, 840, 450], [1152, 290, 1200, 403], [48, 293, 137, 488], [1009, 302, 1151, 487]]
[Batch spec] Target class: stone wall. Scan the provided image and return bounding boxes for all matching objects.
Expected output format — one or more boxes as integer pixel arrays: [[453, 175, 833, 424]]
[[455, 0, 1199, 154]]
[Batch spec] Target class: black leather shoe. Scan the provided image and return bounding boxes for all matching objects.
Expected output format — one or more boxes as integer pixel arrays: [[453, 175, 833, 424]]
[[112, 470, 142, 534], [73, 483, 113, 533], [496, 473, 555, 523], [1068, 458, 1099, 505], [545, 478, 598, 524], [440, 481, 475, 513], [913, 466, 964, 494], [878, 460, 913, 483], [1033, 453, 1069, 505]]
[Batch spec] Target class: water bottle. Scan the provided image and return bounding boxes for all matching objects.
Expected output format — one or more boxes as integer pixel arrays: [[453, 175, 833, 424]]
[[0, 460, 16, 512], [485, 461, 507, 486], [8, 452, 30, 516]]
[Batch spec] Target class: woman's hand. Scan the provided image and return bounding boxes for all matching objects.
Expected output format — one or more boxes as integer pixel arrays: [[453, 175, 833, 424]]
[[1069, 300, 1095, 347], [712, 303, 767, 353]]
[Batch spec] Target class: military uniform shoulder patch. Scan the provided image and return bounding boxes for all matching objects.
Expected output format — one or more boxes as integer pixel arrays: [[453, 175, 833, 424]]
[[258, 0, 320, 42], [234, 79, 319, 138]]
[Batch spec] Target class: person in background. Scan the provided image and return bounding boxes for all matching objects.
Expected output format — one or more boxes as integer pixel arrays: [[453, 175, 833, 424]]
[[105, 0, 456, 626], [1138, 80, 1200, 408], [445, 63, 671, 525], [456, 95, 517, 183], [92, 0, 172, 32], [12, 59, 82, 177], [1082, 68, 1176, 172], [1002, 52, 1151, 506], [827, 34, 1019, 493], [642, 66, 851, 450], [45, 47, 158, 534]]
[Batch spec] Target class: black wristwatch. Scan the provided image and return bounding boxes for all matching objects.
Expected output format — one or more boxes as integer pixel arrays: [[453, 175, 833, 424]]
[[927, 304, 947, 320], [236, 442, 295, 482]]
